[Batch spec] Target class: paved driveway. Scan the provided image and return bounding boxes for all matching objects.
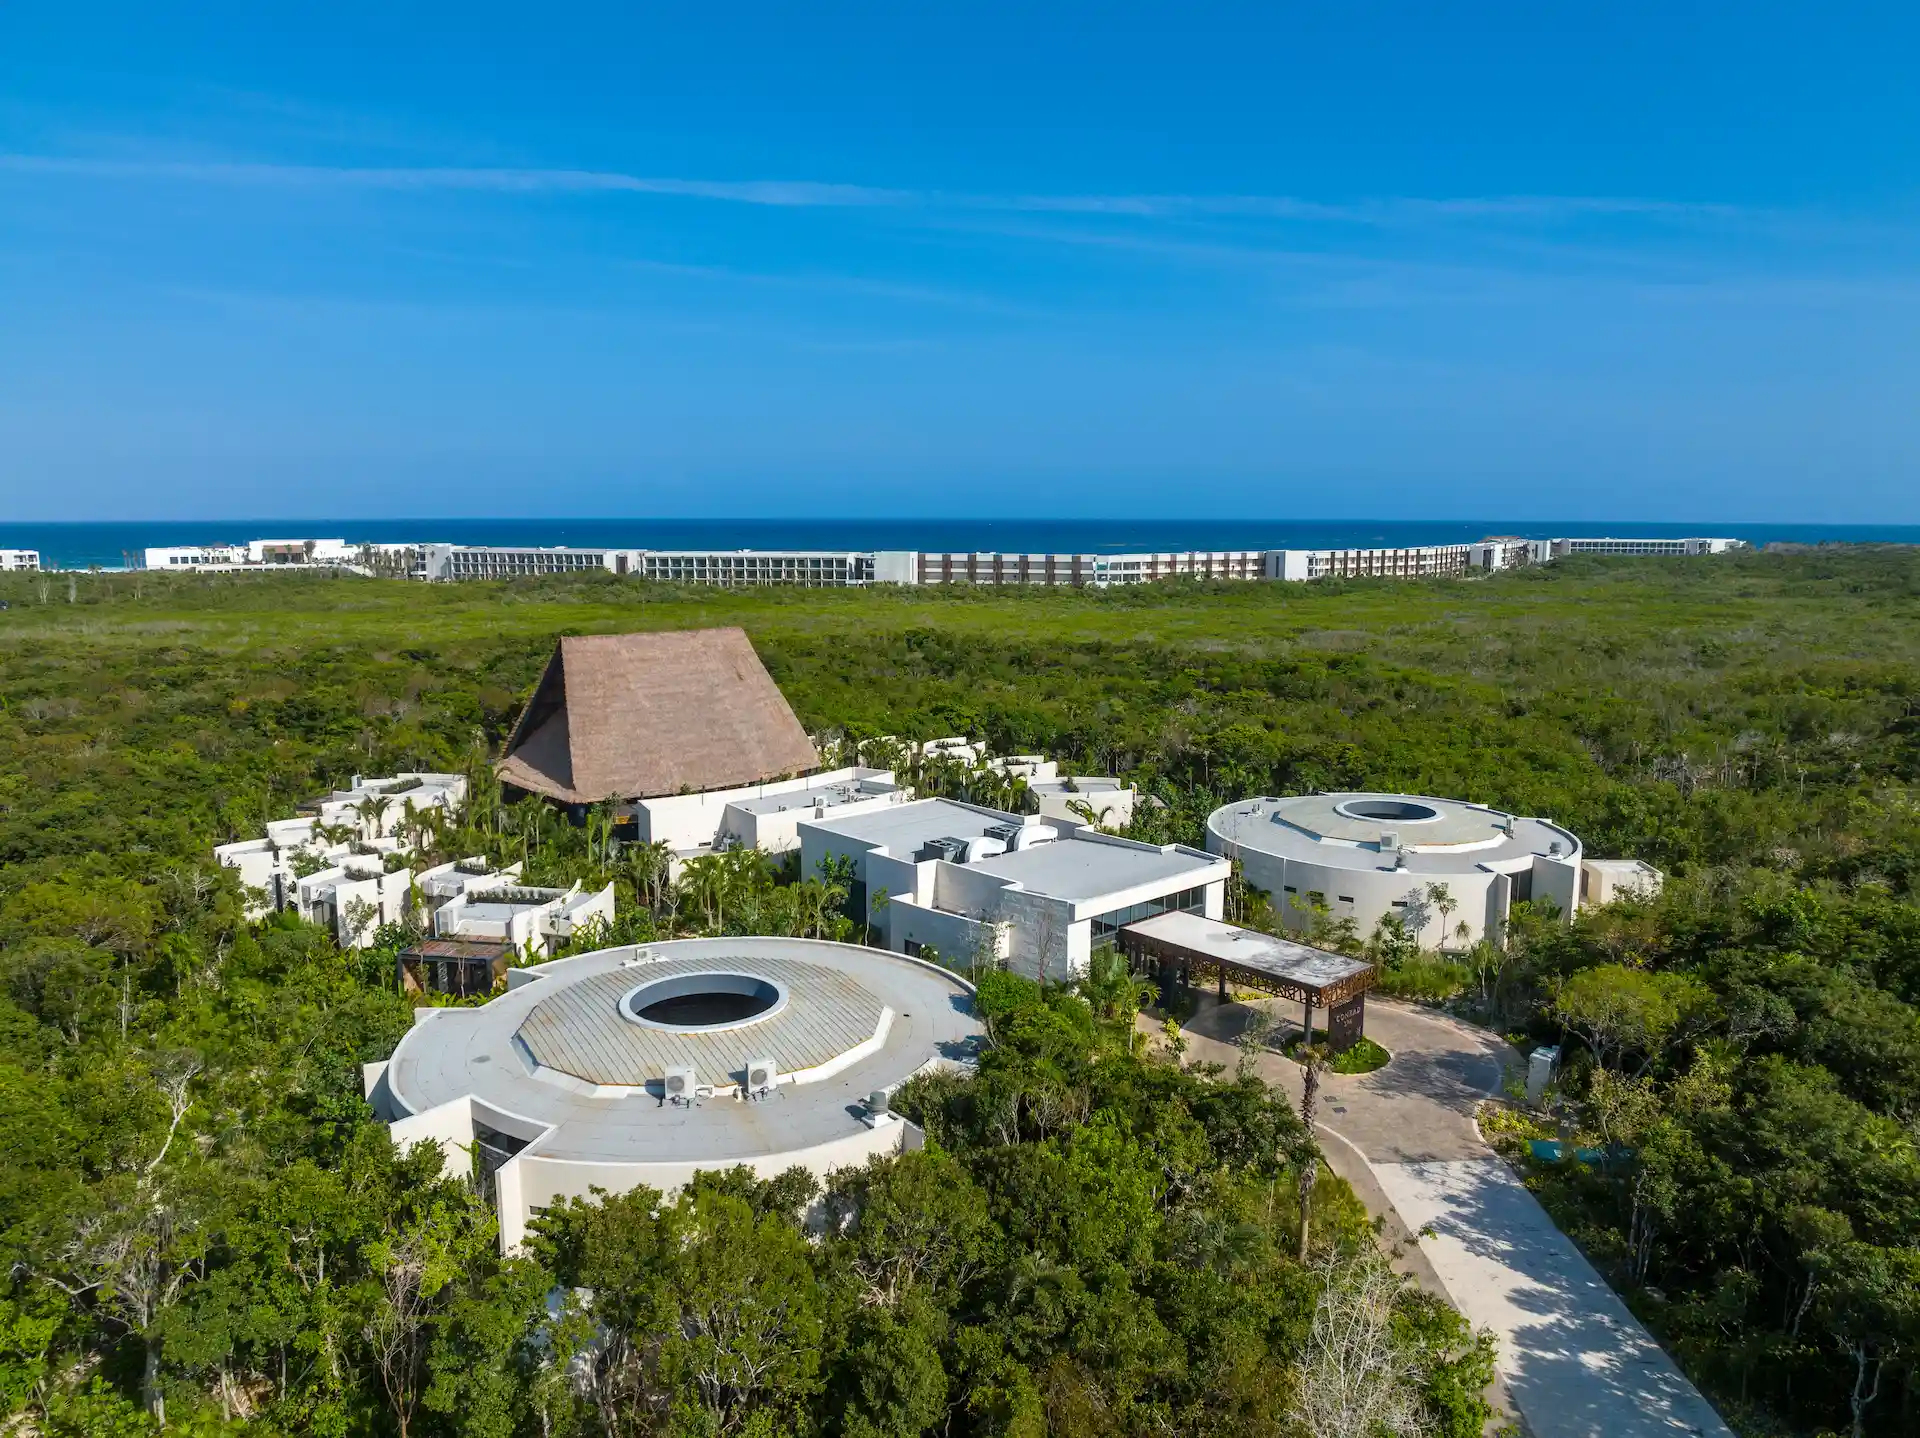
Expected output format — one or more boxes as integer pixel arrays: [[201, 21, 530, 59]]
[[1163, 994, 1734, 1438], [1182, 995, 1512, 1162]]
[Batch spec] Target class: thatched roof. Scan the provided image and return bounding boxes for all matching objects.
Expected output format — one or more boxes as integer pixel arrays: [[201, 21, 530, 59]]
[[496, 629, 819, 805]]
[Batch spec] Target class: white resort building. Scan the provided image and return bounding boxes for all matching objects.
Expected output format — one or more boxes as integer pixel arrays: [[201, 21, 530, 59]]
[[1206, 791, 1661, 947], [292, 857, 414, 950], [431, 880, 617, 958], [631, 767, 904, 875], [800, 797, 1227, 980], [1208, 792, 1582, 947], [214, 772, 468, 928], [364, 936, 984, 1251]]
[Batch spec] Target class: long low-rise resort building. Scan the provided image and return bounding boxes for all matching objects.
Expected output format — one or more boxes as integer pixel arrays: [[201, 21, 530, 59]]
[[364, 936, 984, 1251], [800, 796, 1229, 980], [129, 535, 1747, 583]]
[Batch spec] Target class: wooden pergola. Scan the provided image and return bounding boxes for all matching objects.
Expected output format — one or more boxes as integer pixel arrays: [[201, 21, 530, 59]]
[[399, 938, 517, 1000], [1117, 910, 1377, 1054]]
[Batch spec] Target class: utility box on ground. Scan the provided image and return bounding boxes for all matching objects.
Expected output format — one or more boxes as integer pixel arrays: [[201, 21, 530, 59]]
[[1526, 1046, 1560, 1106]]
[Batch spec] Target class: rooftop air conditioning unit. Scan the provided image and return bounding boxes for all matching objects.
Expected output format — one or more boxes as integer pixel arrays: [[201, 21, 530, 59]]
[[745, 1057, 778, 1097], [662, 1065, 697, 1106], [867, 1089, 890, 1118], [1379, 830, 1400, 852], [919, 835, 973, 864]]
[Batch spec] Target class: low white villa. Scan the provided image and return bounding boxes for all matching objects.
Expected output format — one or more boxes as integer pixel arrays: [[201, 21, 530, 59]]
[[628, 766, 905, 874], [293, 858, 413, 950], [215, 772, 468, 922], [302, 772, 468, 841], [800, 797, 1227, 981], [415, 857, 526, 912], [433, 880, 617, 958]]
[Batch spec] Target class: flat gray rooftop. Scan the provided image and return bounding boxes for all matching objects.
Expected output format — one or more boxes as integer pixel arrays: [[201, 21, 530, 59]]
[[1209, 793, 1580, 876], [1029, 777, 1127, 794], [384, 937, 982, 1166], [463, 902, 536, 922], [1122, 909, 1370, 990], [966, 836, 1223, 905], [517, 955, 886, 1084], [805, 797, 1024, 854], [730, 779, 891, 816]]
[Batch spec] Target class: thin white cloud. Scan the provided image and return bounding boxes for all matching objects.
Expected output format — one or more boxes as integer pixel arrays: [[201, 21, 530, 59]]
[[0, 155, 911, 207], [0, 152, 1750, 228]]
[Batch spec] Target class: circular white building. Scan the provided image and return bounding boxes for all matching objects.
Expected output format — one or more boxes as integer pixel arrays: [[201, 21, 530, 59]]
[[363, 937, 983, 1249], [1205, 792, 1584, 947]]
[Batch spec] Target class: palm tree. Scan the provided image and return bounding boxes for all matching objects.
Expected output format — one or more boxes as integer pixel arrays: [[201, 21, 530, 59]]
[[1065, 798, 1117, 831], [584, 802, 616, 874], [627, 840, 673, 917], [795, 878, 835, 939], [356, 793, 393, 841], [1078, 946, 1157, 1025], [1424, 882, 1457, 951], [680, 855, 727, 931], [1296, 1040, 1330, 1260], [866, 887, 890, 946]]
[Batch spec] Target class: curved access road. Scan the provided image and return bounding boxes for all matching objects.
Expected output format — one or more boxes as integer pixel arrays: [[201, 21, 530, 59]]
[[1166, 995, 1735, 1438]]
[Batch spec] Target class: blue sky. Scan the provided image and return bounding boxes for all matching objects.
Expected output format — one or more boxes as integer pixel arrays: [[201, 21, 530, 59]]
[[3, 3, 1918, 521]]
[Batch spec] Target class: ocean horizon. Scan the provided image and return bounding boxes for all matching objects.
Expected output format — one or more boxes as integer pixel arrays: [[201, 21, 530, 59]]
[[4, 517, 1916, 572]]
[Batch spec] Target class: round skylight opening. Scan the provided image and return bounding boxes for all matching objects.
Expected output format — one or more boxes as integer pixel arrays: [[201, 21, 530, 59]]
[[1335, 798, 1442, 824], [620, 971, 788, 1032]]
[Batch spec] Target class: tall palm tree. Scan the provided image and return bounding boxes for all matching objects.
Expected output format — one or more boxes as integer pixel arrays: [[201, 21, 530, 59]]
[[356, 793, 393, 841], [628, 840, 673, 916], [680, 855, 727, 931], [1296, 1041, 1329, 1260]]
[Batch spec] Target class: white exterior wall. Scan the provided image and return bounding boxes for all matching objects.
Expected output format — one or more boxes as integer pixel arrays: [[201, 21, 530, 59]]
[[887, 898, 1006, 970], [631, 769, 853, 851], [720, 781, 902, 855], [547, 884, 617, 944], [494, 1120, 924, 1253], [1529, 855, 1582, 922], [0, 549, 41, 571], [214, 838, 282, 916], [862, 850, 931, 910], [798, 822, 884, 887], [1229, 845, 1510, 948], [1030, 782, 1137, 829], [1580, 859, 1664, 906], [331, 868, 411, 948], [874, 551, 920, 584]]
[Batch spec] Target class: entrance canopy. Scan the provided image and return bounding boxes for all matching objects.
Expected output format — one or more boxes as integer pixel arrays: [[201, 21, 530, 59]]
[[1116, 910, 1374, 1008]]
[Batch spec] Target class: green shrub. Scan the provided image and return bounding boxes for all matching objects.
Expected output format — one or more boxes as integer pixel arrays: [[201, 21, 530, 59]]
[[1375, 956, 1471, 1002], [1283, 1031, 1392, 1074]]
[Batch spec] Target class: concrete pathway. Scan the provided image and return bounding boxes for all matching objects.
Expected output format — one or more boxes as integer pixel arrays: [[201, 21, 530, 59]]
[[1159, 994, 1734, 1438], [1377, 1159, 1734, 1438]]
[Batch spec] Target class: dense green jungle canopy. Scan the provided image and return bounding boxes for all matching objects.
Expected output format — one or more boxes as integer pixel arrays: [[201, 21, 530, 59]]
[[1, 548, 1918, 1436]]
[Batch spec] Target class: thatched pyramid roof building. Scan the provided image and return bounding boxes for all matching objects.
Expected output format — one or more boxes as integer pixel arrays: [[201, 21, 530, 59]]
[[496, 629, 818, 805]]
